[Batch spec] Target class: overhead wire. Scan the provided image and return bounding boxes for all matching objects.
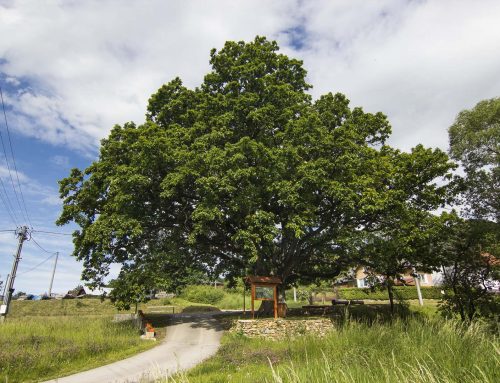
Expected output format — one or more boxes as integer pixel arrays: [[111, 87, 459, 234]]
[[0, 85, 33, 227], [30, 236, 57, 254], [31, 230, 73, 236], [0, 178, 19, 226], [13, 233, 60, 276], [0, 117, 27, 225], [17, 252, 57, 276]]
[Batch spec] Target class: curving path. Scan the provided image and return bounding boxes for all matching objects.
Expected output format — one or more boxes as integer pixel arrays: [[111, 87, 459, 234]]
[[41, 312, 231, 383]]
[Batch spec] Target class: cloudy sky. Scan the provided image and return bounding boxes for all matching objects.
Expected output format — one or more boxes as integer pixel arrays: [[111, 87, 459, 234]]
[[1, 0, 499, 295]]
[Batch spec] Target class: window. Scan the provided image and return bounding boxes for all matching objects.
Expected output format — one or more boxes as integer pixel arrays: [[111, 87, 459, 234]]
[[417, 274, 428, 284], [357, 278, 366, 288]]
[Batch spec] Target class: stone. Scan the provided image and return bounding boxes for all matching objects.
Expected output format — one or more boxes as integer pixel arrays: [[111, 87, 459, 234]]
[[230, 318, 334, 340]]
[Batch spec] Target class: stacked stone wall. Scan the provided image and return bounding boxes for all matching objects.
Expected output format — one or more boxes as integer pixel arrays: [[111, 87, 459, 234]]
[[230, 319, 334, 340]]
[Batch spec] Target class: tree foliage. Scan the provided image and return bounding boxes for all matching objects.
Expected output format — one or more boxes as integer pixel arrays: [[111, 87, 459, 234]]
[[437, 215, 500, 322], [346, 145, 454, 311], [58, 37, 454, 306], [448, 97, 500, 221]]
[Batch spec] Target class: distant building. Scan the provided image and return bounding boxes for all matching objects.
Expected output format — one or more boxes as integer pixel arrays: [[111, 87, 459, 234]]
[[353, 266, 443, 288], [65, 286, 87, 298]]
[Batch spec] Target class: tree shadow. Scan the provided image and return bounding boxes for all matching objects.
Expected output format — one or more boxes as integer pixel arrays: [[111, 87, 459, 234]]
[[145, 311, 243, 332]]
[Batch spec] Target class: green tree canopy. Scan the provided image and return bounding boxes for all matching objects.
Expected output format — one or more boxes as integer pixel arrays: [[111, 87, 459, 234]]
[[58, 37, 454, 302], [348, 146, 454, 311], [448, 97, 500, 221], [436, 214, 499, 322]]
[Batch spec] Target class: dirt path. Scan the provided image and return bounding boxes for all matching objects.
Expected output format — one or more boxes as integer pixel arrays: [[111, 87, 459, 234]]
[[41, 313, 230, 383]]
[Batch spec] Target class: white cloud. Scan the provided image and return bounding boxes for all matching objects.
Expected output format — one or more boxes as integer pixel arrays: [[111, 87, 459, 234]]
[[1, 0, 500, 293], [295, 0, 500, 150], [0, 161, 61, 232], [50, 155, 70, 168], [0, 0, 296, 153], [1, 1, 499, 155]]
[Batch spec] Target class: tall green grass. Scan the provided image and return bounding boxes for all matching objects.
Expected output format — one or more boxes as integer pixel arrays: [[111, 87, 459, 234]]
[[165, 316, 499, 383], [0, 316, 155, 383]]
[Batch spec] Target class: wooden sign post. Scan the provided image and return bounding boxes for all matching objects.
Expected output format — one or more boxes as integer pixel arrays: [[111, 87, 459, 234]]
[[245, 276, 282, 319]]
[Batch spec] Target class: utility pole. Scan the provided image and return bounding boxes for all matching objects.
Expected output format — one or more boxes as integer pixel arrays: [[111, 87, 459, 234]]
[[48, 252, 59, 298], [1, 226, 29, 323]]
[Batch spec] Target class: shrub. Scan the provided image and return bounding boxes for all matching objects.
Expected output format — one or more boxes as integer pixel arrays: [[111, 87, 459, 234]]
[[181, 285, 225, 305], [339, 286, 443, 300]]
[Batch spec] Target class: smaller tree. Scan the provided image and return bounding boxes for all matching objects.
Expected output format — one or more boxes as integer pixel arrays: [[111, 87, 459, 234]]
[[353, 145, 454, 313], [438, 215, 499, 323], [107, 251, 206, 310]]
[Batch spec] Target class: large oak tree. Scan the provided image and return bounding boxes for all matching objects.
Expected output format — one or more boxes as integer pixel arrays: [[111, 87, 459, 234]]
[[58, 37, 453, 306]]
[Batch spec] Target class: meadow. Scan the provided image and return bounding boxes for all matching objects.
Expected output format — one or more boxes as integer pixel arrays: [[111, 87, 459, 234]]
[[0, 316, 155, 383], [3, 288, 497, 383], [166, 314, 499, 383], [1, 296, 219, 382]]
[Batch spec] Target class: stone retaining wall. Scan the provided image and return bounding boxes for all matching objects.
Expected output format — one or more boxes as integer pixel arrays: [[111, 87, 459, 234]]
[[230, 319, 334, 340]]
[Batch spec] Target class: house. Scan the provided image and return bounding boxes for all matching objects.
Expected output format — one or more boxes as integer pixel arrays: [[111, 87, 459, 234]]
[[65, 286, 87, 299], [354, 266, 442, 288]]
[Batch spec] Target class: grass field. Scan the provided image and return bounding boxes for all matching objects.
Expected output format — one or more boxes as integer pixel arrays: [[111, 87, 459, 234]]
[[9, 297, 219, 317], [165, 313, 499, 383], [1, 296, 223, 382], [4, 294, 494, 383], [0, 315, 156, 383]]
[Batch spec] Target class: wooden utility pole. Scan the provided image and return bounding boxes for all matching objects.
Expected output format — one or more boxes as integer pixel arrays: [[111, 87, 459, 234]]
[[1, 226, 29, 323]]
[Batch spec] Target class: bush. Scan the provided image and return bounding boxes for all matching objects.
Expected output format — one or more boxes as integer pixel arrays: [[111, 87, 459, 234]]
[[339, 286, 443, 300], [181, 285, 225, 305]]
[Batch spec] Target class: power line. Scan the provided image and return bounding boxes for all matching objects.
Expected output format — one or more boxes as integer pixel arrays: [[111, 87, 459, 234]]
[[0, 123, 27, 225], [0, 167, 20, 226], [31, 230, 73, 236], [30, 236, 57, 254], [0, 184, 19, 226], [17, 253, 56, 276], [0, 86, 32, 227], [0, 229, 15, 232]]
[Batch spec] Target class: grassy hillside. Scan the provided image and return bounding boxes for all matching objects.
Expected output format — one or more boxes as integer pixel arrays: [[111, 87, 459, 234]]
[[167, 315, 499, 383], [9, 297, 219, 317], [0, 316, 155, 383], [2, 297, 219, 382]]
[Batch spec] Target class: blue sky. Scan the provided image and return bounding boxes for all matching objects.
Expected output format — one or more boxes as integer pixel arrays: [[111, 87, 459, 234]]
[[1, 0, 500, 294]]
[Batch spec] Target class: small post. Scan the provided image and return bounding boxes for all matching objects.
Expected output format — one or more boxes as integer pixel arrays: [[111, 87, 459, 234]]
[[273, 285, 278, 320], [243, 282, 246, 314], [414, 271, 424, 306], [293, 287, 297, 302], [251, 284, 255, 319]]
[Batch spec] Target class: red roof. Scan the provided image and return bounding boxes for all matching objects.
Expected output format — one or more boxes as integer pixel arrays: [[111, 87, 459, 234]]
[[245, 275, 282, 284]]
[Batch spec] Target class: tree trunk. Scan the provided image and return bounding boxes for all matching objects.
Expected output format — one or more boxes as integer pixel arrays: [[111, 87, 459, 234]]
[[467, 296, 476, 323], [387, 278, 394, 314], [257, 300, 275, 316]]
